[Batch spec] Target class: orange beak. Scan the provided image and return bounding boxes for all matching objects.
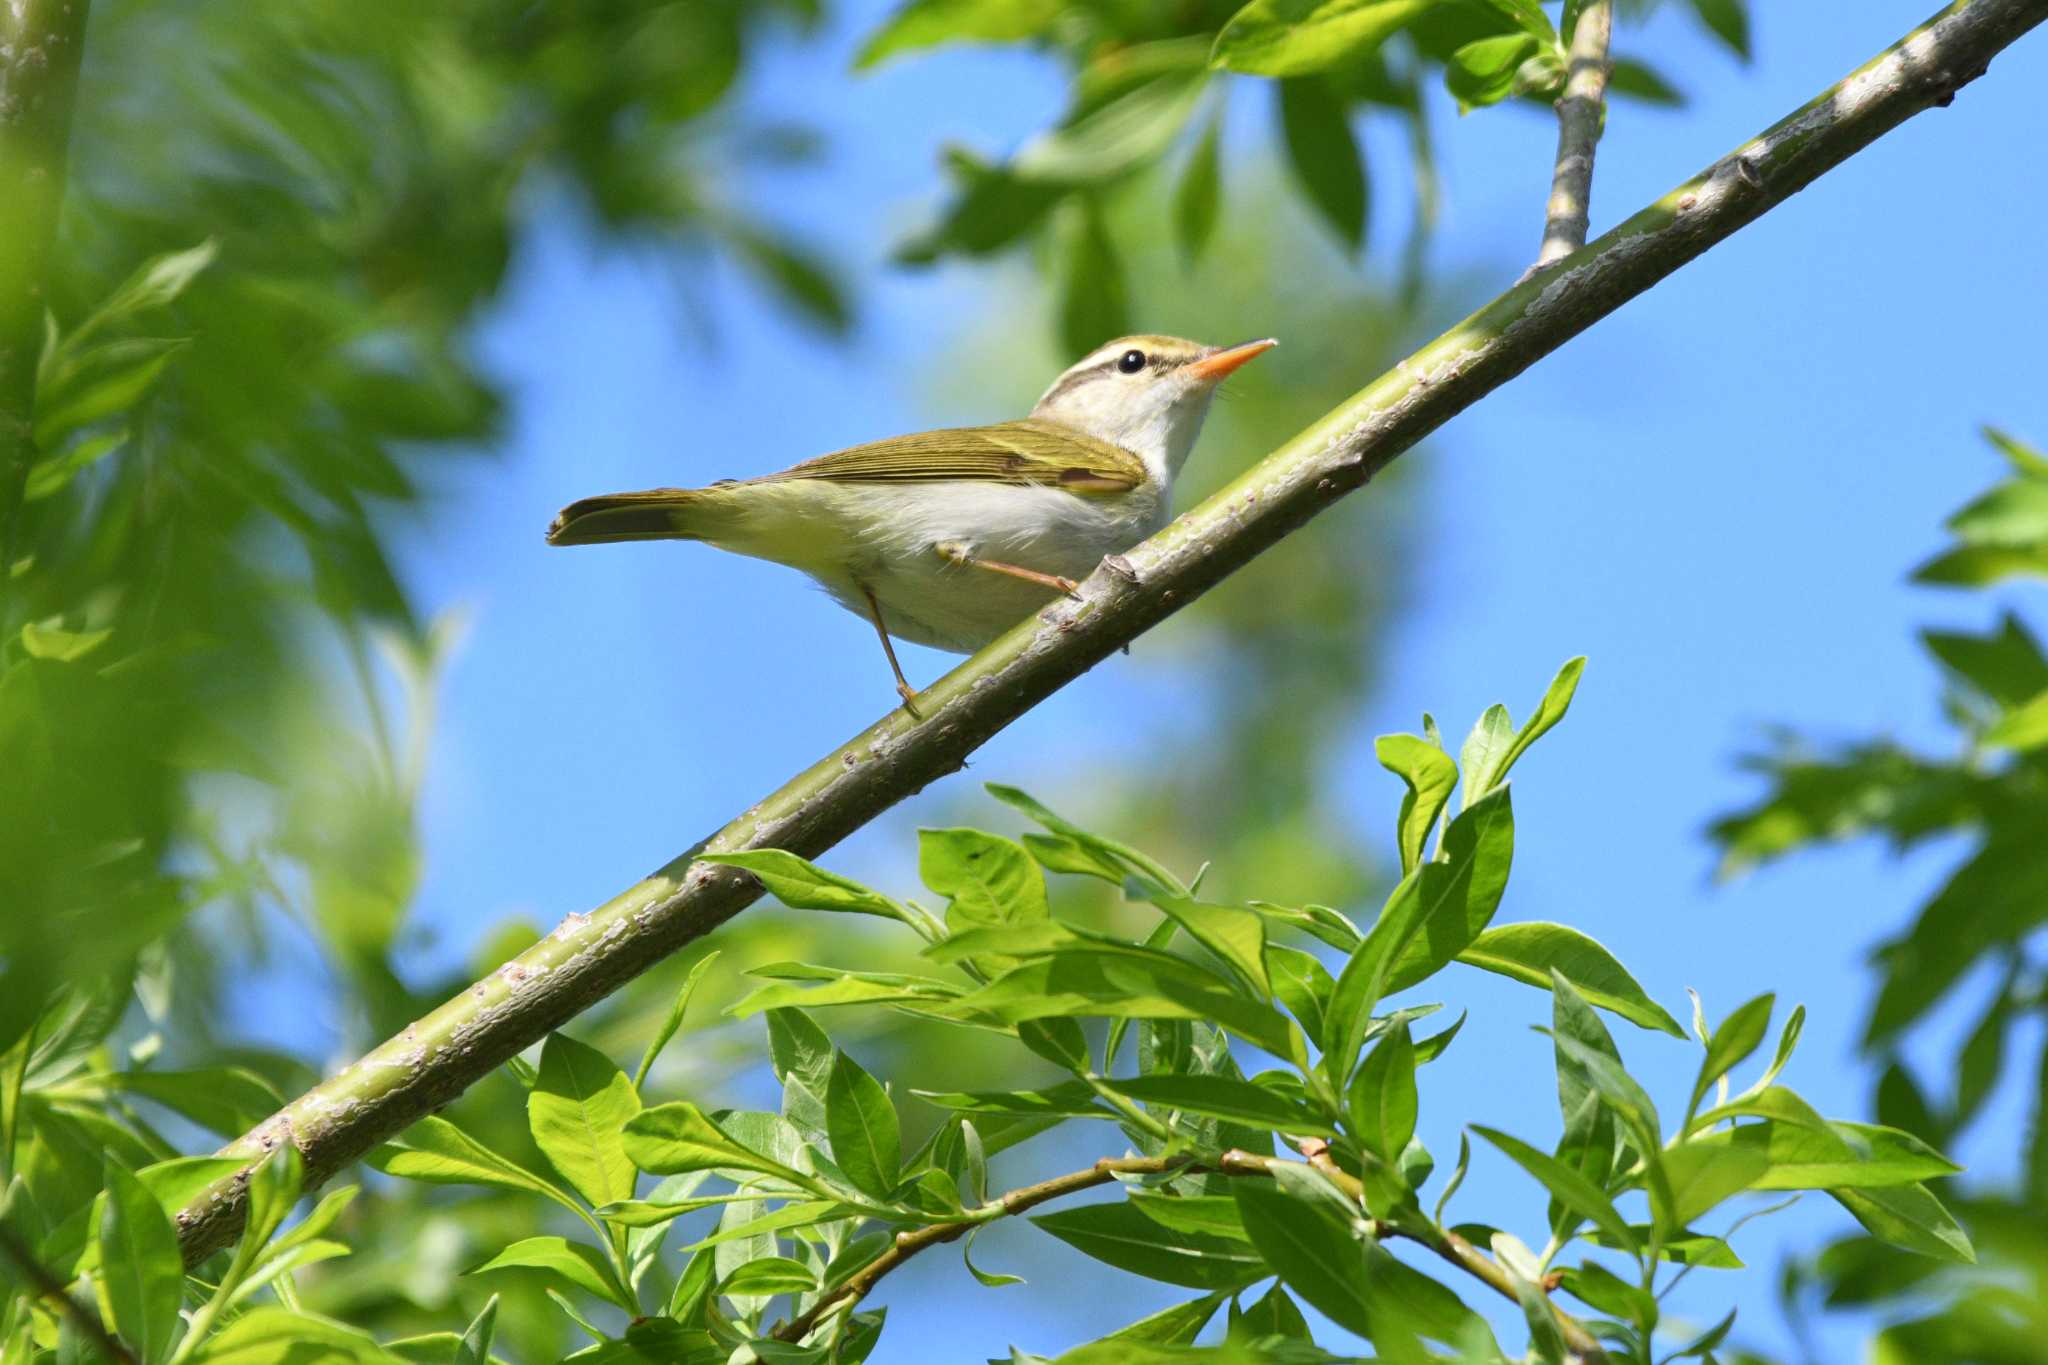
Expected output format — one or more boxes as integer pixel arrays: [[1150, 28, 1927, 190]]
[[1187, 337, 1277, 383]]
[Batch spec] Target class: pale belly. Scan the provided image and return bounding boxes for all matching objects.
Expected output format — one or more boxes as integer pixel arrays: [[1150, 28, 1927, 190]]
[[705, 479, 1164, 654]]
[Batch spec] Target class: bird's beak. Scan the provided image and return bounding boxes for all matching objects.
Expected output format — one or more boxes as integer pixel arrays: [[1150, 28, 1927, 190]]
[[1187, 337, 1278, 382]]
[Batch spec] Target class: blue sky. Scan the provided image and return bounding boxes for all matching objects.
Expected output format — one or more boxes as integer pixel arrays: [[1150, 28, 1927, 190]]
[[382, 2, 2048, 1359]]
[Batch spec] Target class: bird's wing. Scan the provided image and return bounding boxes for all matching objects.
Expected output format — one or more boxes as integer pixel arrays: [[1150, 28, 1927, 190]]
[[754, 418, 1147, 495]]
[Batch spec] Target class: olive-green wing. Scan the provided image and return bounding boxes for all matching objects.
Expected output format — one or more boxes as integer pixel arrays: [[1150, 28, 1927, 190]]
[[754, 418, 1146, 495]]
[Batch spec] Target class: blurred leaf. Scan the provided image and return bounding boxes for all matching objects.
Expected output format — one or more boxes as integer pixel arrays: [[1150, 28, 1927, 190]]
[[1033, 1200, 1264, 1290], [726, 228, 850, 333], [1984, 424, 2048, 476], [18, 621, 114, 663], [1609, 57, 1685, 106], [99, 1161, 184, 1365], [1457, 923, 1684, 1036], [827, 1050, 902, 1199], [1174, 114, 1223, 266], [531, 1032, 641, 1209], [1687, 0, 1752, 60], [856, 0, 1063, 70], [1276, 79, 1367, 250], [1016, 74, 1207, 185], [1056, 198, 1129, 362], [1213, 0, 1436, 77]]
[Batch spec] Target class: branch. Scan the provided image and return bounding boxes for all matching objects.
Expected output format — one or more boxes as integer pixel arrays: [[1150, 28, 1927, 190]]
[[774, 1145, 1607, 1361], [1536, 0, 1615, 269], [0, 0, 91, 568], [173, 0, 2048, 1267]]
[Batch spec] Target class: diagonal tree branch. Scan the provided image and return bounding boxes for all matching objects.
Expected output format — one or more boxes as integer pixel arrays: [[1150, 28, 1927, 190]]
[[1536, 0, 1615, 269], [173, 0, 2048, 1267], [0, 0, 91, 569]]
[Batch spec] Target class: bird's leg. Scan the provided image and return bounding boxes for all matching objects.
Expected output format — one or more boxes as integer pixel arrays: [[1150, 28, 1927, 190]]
[[934, 540, 1083, 600], [858, 584, 922, 718]]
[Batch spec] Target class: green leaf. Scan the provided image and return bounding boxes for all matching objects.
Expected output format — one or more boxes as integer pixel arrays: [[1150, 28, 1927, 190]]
[[921, 827, 1049, 928], [1347, 1022, 1417, 1164], [1266, 945, 1334, 1040], [470, 1235, 636, 1312], [99, 1161, 184, 1365], [1946, 478, 2048, 548], [635, 951, 720, 1091], [1174, 113, 1223, 265], [79, 239, 219, 336], [1235, 1181, 1481, 1347], [1680, 1117, 1960, 1190], [914, 1079, 1117, 1121], [1213, 0, 1436, 77], [1687, 0, 1751, 60], [1245, 900, 1362, 953], [1102, 1074, 1333, 1133], [1327, 788, 1513, 1079], [949, 945, 1296, 1057], [827, 1051, 902, 1199], [767, 1009, 834, 1092], [1660, 1139, 1772, 1225], [622, 1102, 814, 1188], [1471, 1125, 1637, 1259], [679, 1199, 842, 1254], [1982, 686, 2048, 749], [18, 620, 114, 662], [699, 850, 904, 922], [32, 339, 189, 447], [198, 1308, 393, 1364], [1985, 424, 2048, 477], [1020, 832, 1125, 884], [729, 970, 961, 1017], [531, 1032, 641, 1209], [855, 0, 1062, 68], [1375, 733, 1458, 874], [1150, 897, 1270, 996], [454, 1295, 499, 1365], [239, 1142, 305, 1255], [1830, 1183, 1975, 1263], [985, 784, 1183, 894], [1456, 922, 1684, 1035], [1687, 992, 1774, 1124], [1094, 1291, 1227, 1345], [1608, 57, 1685, 106], [1444, 33, 1541, 112], [1465, 658, 1585, 803], [1031, 1201, 1265, 1289], [1276, 78, 1366, 250], [1128, 1193, 1248, 1240]]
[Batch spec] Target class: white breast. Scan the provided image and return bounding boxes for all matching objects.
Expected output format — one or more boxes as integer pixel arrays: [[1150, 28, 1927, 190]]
[[703, 479, 1165, 653]]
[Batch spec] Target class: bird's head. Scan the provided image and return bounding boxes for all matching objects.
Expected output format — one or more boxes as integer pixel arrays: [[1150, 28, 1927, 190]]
[[1030, 334, 1276, 483]]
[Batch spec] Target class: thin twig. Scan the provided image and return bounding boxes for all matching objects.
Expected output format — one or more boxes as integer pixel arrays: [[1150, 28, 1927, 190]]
[[0, 1225, 140, 1365], [172, 0, 2048, 1268], [1535, 0, 1615, 270], [776, 1145, 1610, 1360]]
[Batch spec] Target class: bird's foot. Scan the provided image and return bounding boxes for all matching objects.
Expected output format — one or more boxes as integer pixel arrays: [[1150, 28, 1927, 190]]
[[896, 682, 924, 719]]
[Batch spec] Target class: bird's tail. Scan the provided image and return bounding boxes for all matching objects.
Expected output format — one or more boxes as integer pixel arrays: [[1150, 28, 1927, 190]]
[[546, 487, 730, 545]]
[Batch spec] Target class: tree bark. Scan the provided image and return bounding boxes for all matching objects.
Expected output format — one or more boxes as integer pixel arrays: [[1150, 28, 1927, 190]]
[[172, 0, 2048, 1267]]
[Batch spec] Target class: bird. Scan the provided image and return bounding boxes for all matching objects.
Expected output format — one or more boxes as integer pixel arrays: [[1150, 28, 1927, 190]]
[[546, 333, 1276, 712]]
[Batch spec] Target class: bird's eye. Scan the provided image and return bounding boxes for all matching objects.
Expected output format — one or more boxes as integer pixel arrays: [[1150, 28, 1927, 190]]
[[1117, 349, 1146, 374]]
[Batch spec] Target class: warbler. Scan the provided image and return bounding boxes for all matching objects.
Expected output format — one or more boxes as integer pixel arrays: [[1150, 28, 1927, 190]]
[[547, 334, 1275, 711]]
